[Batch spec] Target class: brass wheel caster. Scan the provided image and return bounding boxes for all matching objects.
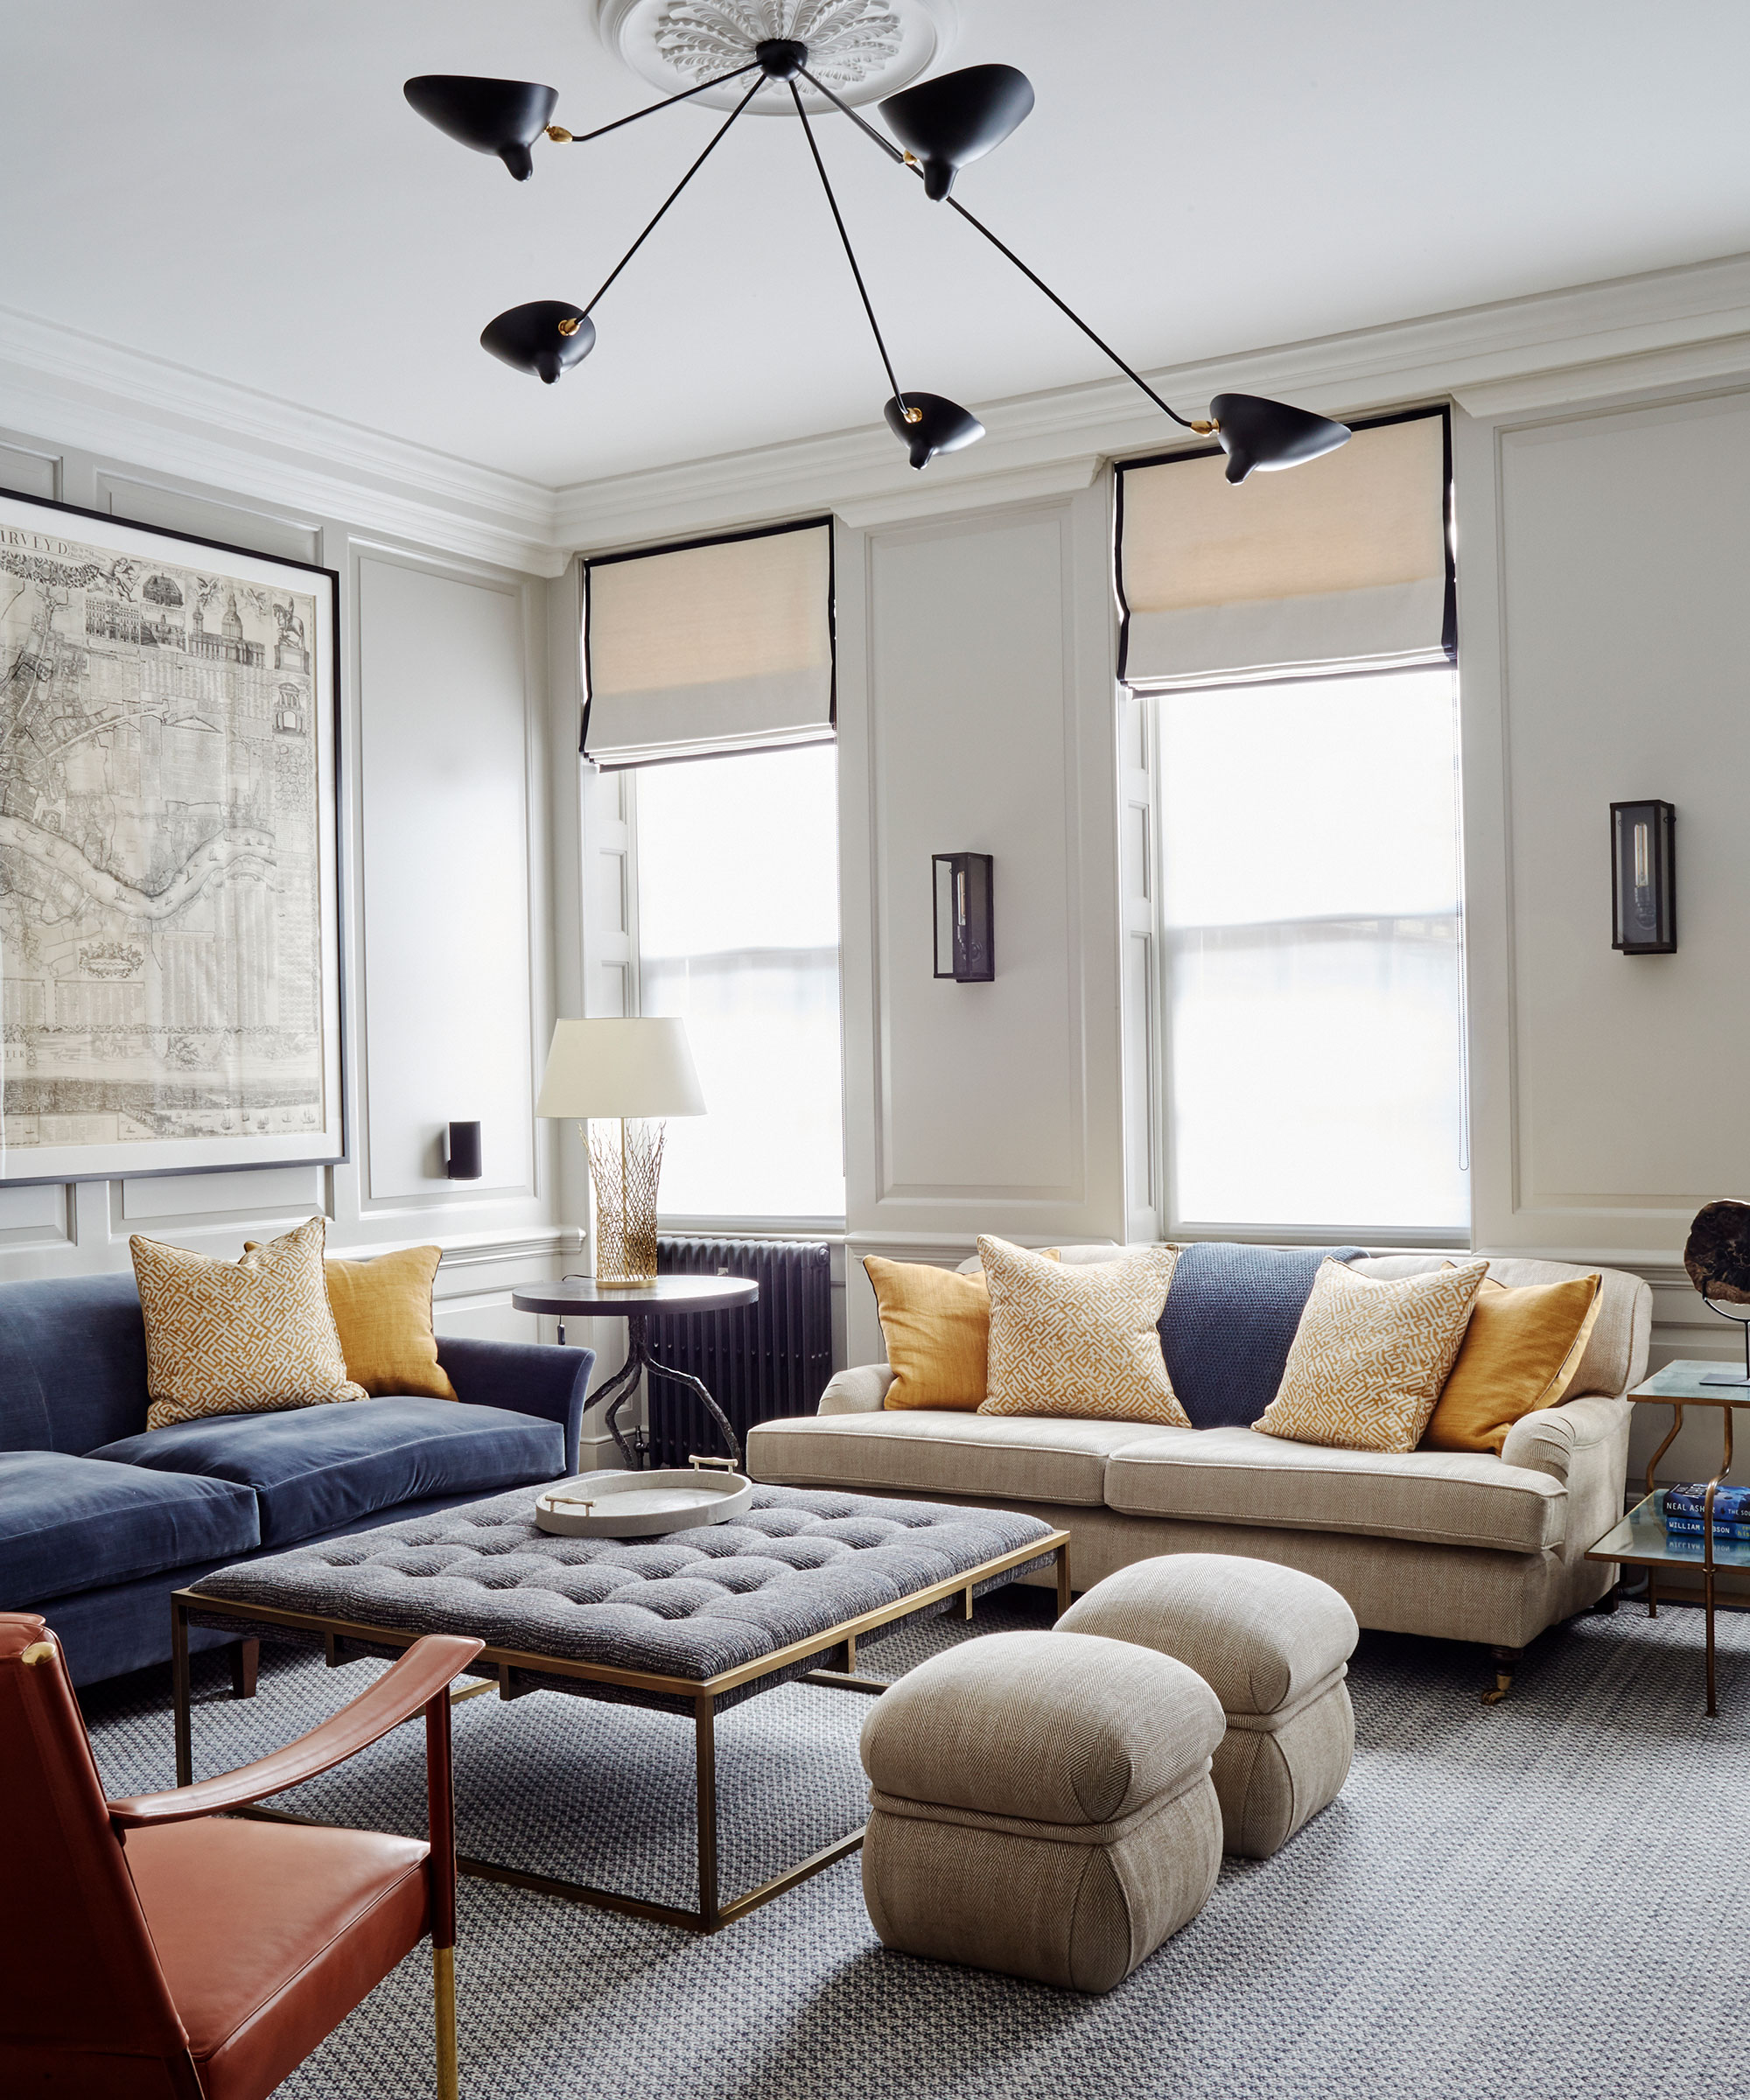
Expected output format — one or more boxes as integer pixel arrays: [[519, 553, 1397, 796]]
[[1480, 1672, 1513, 1705]]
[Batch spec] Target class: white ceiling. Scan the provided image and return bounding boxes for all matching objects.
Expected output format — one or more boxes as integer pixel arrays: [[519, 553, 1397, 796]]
[[5, 0, 1750, 491]]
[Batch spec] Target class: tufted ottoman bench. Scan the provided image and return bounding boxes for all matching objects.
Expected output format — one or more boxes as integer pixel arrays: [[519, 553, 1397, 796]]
[[859, 1629, 1226, 1992], [178, 1481, 1068, 1930], [1060, 1553, 1358, 1858]]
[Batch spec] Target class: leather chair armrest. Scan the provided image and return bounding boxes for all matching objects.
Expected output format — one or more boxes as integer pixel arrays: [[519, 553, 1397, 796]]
[[437, 1335, 597, 1474], [820, 1364, 895, 1414], [108, 1634, 484, 1827]]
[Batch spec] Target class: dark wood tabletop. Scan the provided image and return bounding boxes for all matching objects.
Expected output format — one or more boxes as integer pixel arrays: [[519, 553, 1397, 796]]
[[509, 1274, 759, 1318]]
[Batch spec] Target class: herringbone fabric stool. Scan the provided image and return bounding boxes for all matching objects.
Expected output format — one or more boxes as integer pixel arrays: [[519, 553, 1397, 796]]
[[1060, 1553, 1358, 1858], [858, 1628, 1224, 1992]]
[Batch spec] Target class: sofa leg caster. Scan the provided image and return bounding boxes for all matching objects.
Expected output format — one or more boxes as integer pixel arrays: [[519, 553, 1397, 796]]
[[1480, 1645, 1522, 1705], [229, 1638, 260, 1700]]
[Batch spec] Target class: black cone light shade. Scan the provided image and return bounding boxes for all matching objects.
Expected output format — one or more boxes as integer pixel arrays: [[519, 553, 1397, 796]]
[[886, 392, 984, 471], [404, 74, 557, 181], [1210, 393, 1352, 484], [879, 64, 1035, 200], [482, 301, 595, 383]]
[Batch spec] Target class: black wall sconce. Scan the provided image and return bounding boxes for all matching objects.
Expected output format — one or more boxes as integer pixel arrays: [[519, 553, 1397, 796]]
[[1610, 801, 1676, 954], [445, 1121, 483, 1180], [934, 852, 994, 982]]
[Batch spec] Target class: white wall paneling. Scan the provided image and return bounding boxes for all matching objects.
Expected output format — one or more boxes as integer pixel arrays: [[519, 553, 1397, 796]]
[[0, 436, 59, 500], [0, 417, 568, 1334], [1466, 387, 1750, 1260], [837, 488, 1126, 1363], [355, 553, 538, 1207]]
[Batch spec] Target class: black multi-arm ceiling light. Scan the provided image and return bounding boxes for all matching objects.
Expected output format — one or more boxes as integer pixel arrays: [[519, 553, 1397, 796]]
[[404, 42, 1351, 482]]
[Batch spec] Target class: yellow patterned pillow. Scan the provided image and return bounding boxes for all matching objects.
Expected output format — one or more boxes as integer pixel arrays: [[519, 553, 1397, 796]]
[[1254, 1256, 1489, 1453], [132, 1215, 368, 1431], [976, 1236, 1190, 1425]]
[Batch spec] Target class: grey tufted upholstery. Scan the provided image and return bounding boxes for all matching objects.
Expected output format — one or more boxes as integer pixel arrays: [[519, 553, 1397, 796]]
[[190, 1485, 1057, 1712]]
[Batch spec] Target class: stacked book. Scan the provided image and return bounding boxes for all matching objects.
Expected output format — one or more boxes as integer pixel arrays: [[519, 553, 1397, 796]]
[[1664, 1482, 1750, 1544]]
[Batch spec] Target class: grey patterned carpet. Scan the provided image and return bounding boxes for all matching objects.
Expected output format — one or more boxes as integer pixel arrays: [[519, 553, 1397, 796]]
[[80, 1588, 1750, 2100]]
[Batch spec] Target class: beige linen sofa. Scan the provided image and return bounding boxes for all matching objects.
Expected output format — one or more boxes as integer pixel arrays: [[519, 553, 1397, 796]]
[[745, 1251, 1651, 1690]]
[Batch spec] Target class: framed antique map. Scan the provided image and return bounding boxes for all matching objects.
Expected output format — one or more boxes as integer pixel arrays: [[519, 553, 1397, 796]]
[[0, 488, 345, 1184]]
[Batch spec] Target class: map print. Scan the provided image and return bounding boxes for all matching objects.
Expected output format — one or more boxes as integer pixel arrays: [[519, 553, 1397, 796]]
[[0, 518, 325, 1154]]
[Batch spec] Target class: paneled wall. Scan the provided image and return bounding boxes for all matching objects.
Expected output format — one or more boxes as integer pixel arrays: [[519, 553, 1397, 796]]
[[1454, 385, 1750, 1480], [0, 427, 575, 1339], [836, 488, 1127, 1363]]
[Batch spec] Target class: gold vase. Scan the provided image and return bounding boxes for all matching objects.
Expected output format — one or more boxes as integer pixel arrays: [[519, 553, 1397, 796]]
[[584, 1118, 665, 1285]]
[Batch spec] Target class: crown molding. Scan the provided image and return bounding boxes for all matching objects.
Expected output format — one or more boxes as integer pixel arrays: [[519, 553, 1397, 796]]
[[7, 250, 1750, 575], [556, 249, 1750, 550], [0, 304, 568, 575]]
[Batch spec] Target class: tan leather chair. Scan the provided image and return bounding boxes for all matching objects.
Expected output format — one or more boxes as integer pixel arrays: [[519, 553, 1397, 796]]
[[0, 1610, 483, 2100]]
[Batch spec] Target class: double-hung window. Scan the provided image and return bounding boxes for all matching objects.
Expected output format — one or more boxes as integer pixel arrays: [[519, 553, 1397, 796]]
[[1118, 410, 1467, 1242], [579, 520, 845, 1227]]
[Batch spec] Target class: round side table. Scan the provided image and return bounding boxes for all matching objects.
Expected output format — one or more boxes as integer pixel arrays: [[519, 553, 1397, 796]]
[[510, 1275, 758, 1472]]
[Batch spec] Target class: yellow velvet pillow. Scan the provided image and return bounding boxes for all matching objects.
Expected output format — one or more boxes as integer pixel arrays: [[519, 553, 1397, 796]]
[[242, 1240, 456, 1401], [866, 1256, 994, 1411], [1421, 1271, 1601, 1453]]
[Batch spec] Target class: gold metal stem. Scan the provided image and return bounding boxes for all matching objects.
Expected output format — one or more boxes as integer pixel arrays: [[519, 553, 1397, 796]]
[[584, 1116, 665, 1284], [433, 1942, 458, 2100]]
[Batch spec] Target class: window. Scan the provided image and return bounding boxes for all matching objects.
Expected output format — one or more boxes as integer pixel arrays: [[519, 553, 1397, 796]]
[[632, 742, 844, 1222], [1153, 664, 1467, 1237]]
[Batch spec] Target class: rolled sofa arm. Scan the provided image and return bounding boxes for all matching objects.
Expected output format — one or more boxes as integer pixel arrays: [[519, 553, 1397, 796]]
[[820, 1363, 895, 1415], [1501, 1394, 1633, 1564]]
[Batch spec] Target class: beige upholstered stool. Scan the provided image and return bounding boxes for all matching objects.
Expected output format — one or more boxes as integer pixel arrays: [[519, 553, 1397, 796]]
[[1060, 1553, 1358, 1859], [858, 1628, 1224, 1992]]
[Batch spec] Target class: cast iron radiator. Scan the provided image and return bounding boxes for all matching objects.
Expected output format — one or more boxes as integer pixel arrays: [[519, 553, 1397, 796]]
[[645, 1238, 835, 1468]]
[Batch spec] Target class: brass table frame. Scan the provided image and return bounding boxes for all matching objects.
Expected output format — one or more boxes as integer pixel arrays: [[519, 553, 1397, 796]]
[[1586, 1368, 1750, 1717], [172, 1530, 1071, 1935]]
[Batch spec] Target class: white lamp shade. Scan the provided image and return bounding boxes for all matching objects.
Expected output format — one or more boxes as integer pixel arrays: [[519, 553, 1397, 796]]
[[535, 1018, 705, 1121]]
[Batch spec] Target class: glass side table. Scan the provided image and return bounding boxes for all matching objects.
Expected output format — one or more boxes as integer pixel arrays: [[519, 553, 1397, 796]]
[[1586, 1360, 1750, 1716]]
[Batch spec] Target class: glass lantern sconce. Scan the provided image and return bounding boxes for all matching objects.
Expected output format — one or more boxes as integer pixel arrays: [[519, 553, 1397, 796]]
[[1610, 801, 1676, 954], [934, 852, 994, 982]]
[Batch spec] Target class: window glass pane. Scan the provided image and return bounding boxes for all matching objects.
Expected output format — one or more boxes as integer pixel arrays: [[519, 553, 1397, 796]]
[[1158, 668, 1467, 1233], [634, 744, 844, 1218]]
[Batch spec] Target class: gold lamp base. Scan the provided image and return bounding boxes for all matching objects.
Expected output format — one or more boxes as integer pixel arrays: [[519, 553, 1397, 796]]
[[584, 1118, 665, 1285]]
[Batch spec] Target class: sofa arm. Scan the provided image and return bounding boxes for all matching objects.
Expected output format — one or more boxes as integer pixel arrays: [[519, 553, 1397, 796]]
[[1501, 1395, 1632, 1562], [820, 1364, 895, 1415], [436, 1337, 597, 1474]]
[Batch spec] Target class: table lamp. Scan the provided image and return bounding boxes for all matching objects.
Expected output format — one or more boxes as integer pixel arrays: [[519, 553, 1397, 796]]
[[535, 1018, 705, 1285]]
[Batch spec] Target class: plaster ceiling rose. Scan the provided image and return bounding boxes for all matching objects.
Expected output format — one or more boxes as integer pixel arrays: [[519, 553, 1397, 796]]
[[591, 0, 956, 114]]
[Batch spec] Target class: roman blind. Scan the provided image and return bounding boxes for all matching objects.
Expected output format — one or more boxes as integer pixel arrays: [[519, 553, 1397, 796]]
[[1116, 410, 1452, 690], [583, 517, 834, 768]]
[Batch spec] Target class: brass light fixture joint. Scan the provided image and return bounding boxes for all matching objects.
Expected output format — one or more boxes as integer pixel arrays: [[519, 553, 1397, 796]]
[[1191, 418, 1217, 435], [902, 150, 919, 166], [904, 405, 923, 424], [556, 316, 582, 335], [546, 124, 574, 143]]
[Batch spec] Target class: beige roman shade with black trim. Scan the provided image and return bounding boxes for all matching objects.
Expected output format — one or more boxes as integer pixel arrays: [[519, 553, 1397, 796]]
[[1116, 410, 1452, 690], [583, 517, 834, 767]]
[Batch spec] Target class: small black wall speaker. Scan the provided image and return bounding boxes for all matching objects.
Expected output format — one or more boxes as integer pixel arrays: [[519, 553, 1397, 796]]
[[445, 1121, 483, 1180]]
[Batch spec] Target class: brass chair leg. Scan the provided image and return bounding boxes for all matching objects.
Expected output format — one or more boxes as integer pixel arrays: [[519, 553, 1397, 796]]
[[1480, 1644, 1522, 1706], [433, 1942, 458, 2100]]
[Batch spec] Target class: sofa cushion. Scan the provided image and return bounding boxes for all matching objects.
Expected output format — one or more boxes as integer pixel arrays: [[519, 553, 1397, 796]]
[[0, 1450, 259, 1609], [90, 1397, 564, 1548], [0, 1272, 150, 1454], [1102, 1425, 1567, 1554], [747, 1410, 1194, 1507], [132, 1216, 367, 1431], [1253, 1258, 1489, 1453], [978, 1236, 1189, 1427], [1157, 1242, 1367, 1430]]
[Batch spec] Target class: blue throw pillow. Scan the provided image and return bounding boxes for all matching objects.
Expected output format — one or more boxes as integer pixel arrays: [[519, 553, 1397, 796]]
[[1158, 1243, 1366, 1430]]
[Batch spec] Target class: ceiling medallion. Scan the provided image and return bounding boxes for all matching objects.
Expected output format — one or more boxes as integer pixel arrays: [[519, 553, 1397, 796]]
[[593, 0, 954, 113], [405, 35, 1353, 478]]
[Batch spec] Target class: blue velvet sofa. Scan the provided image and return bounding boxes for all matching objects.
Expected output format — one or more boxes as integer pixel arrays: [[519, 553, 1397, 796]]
[[0, 1271, 594, 1687]]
